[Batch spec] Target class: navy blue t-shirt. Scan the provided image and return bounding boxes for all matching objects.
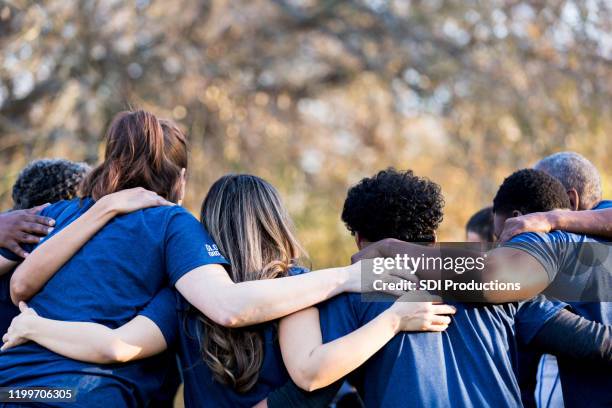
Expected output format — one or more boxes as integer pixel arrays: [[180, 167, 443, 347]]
[[0, 273, 18, 337], [505, 231, 611, 408], [175, 266, 308, 408], [0, 198, 228, 407], [317, 293, 563, 408], [593, 199, 612, 210]]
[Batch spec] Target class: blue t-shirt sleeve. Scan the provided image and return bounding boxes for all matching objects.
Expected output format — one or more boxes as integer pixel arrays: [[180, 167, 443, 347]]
[[164, 209, 229, 286], [317, 293, 361, 344], [516, 295, 567, 345], [502, 231, 568, 281], [594, 199, 612, 210], [138, 288, 179, 346]]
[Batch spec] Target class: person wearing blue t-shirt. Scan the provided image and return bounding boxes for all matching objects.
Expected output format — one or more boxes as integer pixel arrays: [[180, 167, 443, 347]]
[[0, 159, 89, 337], [1, 174, 457, 408], [277, 168, 611, 408], [499, 151, 612, 242], [494, 152, 611, 407], [492, 171, 612, 408]]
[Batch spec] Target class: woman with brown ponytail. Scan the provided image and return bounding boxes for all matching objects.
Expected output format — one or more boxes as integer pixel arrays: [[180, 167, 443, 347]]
[[0, 112, 454, 407]]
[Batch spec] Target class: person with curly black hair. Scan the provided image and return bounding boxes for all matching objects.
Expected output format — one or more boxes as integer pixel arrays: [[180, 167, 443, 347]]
[[11, 159, 91, 210], [341, 168, 444, 244], [0, 159, 90, 349], [492, 168, 570, 232]]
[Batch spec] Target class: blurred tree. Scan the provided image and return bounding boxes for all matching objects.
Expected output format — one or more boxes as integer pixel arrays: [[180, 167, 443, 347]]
[[1, 0, 610, 267]]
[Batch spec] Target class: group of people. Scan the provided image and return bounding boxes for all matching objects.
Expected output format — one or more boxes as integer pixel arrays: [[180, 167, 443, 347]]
[[0, 110, 610, 408]]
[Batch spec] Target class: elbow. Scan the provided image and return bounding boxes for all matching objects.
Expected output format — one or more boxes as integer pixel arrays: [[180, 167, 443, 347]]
[[10, 277, 34, 306], [209, 301, 252, 328], [211, 310, 244, 328], [97, 341, 140, 364], [292, 373, 320, 392], [289, 366, 327, 392]]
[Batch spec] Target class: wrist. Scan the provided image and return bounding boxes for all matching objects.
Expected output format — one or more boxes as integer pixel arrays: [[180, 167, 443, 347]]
[[339, 262, 361, 293], [93, 196, 119, 219], [382, 307, 402, 335], [546, 211, 562, 231], [20, 315, 43, 340]]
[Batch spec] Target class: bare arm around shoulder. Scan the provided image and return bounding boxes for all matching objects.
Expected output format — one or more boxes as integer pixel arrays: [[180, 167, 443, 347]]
[[351, 239, 550, 303], [175, 262, 366, 328], [278, 297, 456, 391], [1, 302, 167, 363], [499, 208, 612, 242], [10, 188, 173, 304]]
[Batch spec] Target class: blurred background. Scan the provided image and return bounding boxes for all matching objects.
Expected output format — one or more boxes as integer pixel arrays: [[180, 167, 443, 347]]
[[1, 0, 610, 268]]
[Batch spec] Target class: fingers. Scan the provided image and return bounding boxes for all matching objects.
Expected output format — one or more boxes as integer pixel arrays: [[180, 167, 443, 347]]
[[14, 233, 43, 245], [23, 214, 55, 228], [7, 242, 28, 259], [18, 302, 28, 313], [25, 203, 51, 214], [156, 197, 175, 207], [431, 304, 457, 315], [425, 324, 449, 332], [428, 314, 452, 325], [20, 221, 53, 236]]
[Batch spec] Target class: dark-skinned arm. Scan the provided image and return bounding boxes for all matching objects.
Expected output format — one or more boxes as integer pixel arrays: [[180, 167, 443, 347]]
[[352, 239, 550, 303]]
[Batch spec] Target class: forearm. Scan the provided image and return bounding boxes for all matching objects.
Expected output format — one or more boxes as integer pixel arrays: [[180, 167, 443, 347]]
[[24, 317, 138, 364], [181, 266, 353, 328], [530, 309, 612, 364], [378, 240, 547, 303], [10, 200, 116, 304], [551, 209, 612, 238], [291, 309, 398, 391]]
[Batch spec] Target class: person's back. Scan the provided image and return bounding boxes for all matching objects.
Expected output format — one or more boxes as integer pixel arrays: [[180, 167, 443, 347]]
[[0, 159, 90, 336], [318, 293, 526, 407], [0, 198, 218, 406], [504, 230, 611, 407], [492, 168, 612, 408], [0, 111, 228, 407], [321, 168, 538, 407]]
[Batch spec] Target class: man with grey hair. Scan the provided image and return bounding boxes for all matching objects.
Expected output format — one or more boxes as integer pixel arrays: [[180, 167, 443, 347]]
[[498, 152, 611, 242], [535, 151, 603, 211], [499, 152, 612, 408]]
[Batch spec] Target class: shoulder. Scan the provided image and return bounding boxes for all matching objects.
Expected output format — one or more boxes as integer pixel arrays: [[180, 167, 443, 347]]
[[145, 205, 202, 231], [43, 198, 91, 219], [288, 265, 310, 277], [507, 230, 576, 246], [593, 199, 612, 210]]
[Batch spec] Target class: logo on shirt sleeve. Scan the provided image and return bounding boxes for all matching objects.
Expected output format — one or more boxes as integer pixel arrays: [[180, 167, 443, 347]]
[[205, 244, 221, 257]]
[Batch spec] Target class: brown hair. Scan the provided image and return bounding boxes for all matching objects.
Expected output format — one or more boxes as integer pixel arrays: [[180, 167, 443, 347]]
[[80, 110, 187, 202], [196, 174, 306, 393]]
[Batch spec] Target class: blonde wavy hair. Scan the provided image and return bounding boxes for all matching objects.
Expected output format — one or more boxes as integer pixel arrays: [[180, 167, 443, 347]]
[[196, 174, 306, 392]]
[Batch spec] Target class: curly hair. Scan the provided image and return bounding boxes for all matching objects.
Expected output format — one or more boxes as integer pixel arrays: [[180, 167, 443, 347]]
[[493, 169, 571, 216], [12, 159, 91, 210], [341, 168, 444, 243]]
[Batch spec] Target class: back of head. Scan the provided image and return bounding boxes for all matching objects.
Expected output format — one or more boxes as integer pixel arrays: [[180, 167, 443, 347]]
[[535, 151, 602, 210], [80, 110, 188, 203], [342, 168, 444, 243], [466, 207, 495, 242], [493, 169, 571, 217], [12, 159, 91, 210], [198, 174, 304, 392]]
